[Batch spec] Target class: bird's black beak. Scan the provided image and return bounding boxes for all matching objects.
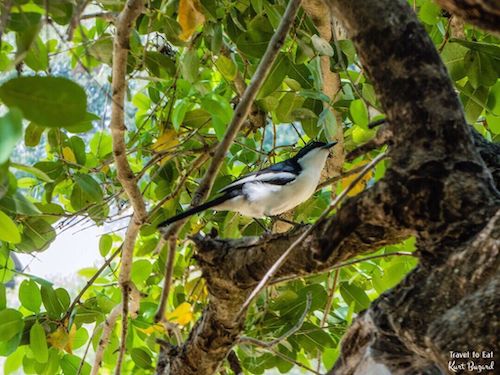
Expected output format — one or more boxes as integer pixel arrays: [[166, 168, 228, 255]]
[[322, 141, 337, 149]]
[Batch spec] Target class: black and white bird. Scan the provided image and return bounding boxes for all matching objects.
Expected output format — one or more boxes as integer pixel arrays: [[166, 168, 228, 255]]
[[157, 141, 337, 229]]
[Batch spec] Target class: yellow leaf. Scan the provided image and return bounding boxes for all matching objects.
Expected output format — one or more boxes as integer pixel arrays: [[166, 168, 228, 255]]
[[47, 324, 76, 354], [178, 0, 205, 41], [341, 170, 373, 196], [139, 323, 165, 335], [166, 302, 193, 326], [62, 147, 76, 163], [185, 277, 208, 302], [152, 129, 179, 153]]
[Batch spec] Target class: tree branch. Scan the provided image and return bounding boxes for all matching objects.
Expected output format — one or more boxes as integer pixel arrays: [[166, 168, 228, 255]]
[[435, 0, 500, 33], [108, 0, 146, 373], [329, 209, 499, 374]]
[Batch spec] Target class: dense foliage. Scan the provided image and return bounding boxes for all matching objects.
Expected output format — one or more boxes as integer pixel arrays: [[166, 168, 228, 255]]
[[0, 0, 498, 374]]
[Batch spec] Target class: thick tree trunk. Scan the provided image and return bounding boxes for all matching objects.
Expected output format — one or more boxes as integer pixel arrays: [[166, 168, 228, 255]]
[[156, 0, 499, 374]]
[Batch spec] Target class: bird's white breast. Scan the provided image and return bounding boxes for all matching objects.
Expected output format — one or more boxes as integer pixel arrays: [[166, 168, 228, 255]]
[[216, 148, 329, 218]]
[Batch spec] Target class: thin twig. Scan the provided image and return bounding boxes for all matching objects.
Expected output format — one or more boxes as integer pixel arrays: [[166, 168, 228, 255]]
[[81, 12, 118, 21], [236, 152, 387, 320], [65, 246, 122, 320], [226, 351, 243, 375], [91, 304, 121, 375], [316, 164, 367, 190], [316, 269, 339, 373], [270, 251, 415, 286], [77, 325, 97, 375], [91, 285, 140, 375]]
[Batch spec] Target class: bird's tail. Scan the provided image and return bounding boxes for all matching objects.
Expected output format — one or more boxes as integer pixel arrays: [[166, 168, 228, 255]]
[[157, 195, 229, 229]]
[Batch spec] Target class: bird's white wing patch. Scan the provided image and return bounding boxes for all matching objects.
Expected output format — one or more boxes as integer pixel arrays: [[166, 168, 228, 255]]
[[242, 181, 282, 202], [219, 172, 296, 192]]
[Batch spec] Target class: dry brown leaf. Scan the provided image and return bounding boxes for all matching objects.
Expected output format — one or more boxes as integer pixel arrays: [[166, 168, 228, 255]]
[[178, 0, 205, 41]]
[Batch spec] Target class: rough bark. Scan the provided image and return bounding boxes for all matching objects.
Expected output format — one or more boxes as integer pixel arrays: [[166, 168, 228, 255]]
[[435, 0, 500, 33], [156, 0, 500, 373], [325, 0, 500, 373], [329, 210, 499, 375]]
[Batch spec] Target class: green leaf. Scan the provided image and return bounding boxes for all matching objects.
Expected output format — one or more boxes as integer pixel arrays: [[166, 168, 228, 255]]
[[350, 99, 369, 128], [464, 50, 497, 89], [72, 327, 89, 350], [0, 210, 21, 244], [214, 55, 237, 81], [61, 354, 91, 375], [0, 309, 24, 342], [19, 279, 42, 313], [3, 346, 24, 375], [70, 174, 103, 211], [24, 37, 48, 71], [339, 282, 371, 313], [68, 136, 86, 166], [0, 109, 23, 165], [441, 42, 468, 81], [55, 288, 70, 311], [451, 38, 500, 60], [235, 15, 273, 58], [30, 322, 48, 363], [33, 161, 64, 180], [201, 94, 234, 124], [0, 283, 5, 310], [181, 49, 199, 83], [172, 99, 192, 131], [131, 347, 152, 369], [419, 1, 441, 25], [318, 108, 337, 141], [24, 122, 45, 147], [131, 259, 153, 287], [183, 109, 212, 128], [0, 76, 87, 128], [275, 92, 305, 123], [145, 51, 176, 78], [40, 284, 64, 319], [16, 217, 56, 253], [257, 54, 291, 98], [89, 131, 112, 159], [99, 234, 113, 257], [459, 82, 489, 123], [88, 36, 113, 65], [64, 112, 97, 134], [10, 162, 53, 182]]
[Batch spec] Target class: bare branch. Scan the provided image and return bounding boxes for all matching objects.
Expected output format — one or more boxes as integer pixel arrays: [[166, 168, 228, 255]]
[[91, 286, 141, 375], [108, 0, 146, 373], [91, 303, 121, 375]]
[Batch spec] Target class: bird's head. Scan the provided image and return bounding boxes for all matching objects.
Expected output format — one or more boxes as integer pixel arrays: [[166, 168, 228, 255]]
[[294, 140, 337, 168]]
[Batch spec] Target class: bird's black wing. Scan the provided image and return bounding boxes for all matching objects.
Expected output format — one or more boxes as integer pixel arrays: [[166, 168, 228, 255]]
[[218, 159, 301, 194]]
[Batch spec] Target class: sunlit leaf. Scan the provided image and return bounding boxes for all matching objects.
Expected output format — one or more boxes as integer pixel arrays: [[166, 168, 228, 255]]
[[0, 76, 87, 128]]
